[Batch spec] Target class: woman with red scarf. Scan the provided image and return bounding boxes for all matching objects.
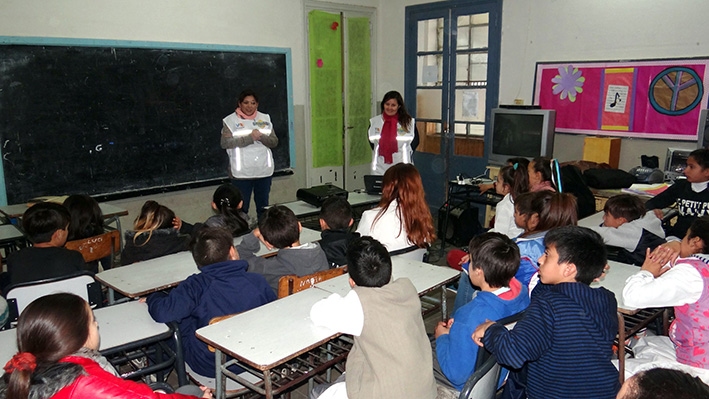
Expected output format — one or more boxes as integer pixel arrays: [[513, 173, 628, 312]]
[[368, 91, 417, 175], [221, 90, 278, 221]]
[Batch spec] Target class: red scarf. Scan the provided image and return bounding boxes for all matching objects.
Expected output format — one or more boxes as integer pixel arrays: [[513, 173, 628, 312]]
[[379, 113, 399, 164], [236, 107, 257, 120]]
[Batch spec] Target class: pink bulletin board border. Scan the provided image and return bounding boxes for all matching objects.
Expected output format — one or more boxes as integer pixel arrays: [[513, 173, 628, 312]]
[[533, 58, 709, 141]]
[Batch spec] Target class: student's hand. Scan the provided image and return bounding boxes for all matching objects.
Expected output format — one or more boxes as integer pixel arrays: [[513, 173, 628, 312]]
[[200, 386, 213, 399], [250, 129, 262, 141], [593, 264, 611, 282], [253, 228, 273, 250], [652, 209, 664, 219], [138, 297, 147, 303], [478, 183, 494, 194], [660, 240, 681, 255], [434, 318, 454, 339], [458, 254, 470, 266], [172, 217, 183, 231], [641, 246, 677, 277], [472, 320, 495, 347]]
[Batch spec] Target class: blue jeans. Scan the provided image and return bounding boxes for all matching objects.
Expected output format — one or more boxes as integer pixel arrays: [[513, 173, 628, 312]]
[[231, 177, 272, 221], [452, 267, 477, 316]]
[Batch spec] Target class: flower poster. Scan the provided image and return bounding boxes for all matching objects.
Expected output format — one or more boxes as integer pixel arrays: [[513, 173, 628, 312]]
[[533, 59, 709, 141]]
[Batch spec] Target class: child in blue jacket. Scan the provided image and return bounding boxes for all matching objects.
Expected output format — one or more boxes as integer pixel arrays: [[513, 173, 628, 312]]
[[433, 232, 529, 391], [145, 226, 276, 377]]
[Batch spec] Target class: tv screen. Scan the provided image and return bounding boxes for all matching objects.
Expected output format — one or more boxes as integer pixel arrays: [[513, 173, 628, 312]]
[[492, 114, 545, 157], [488, 108, 555, 165]]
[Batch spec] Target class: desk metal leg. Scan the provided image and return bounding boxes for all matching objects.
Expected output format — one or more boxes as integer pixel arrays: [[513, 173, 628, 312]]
[[108, 288, 115, 305], [617, 312, 626, 384], [440, 286, 448, 320], [263, 369, 273, 399], [215, 349, 226, 399]]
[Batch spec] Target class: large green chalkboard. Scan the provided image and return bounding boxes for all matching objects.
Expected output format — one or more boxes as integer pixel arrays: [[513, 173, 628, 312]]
[[0, 39, 293, 204]]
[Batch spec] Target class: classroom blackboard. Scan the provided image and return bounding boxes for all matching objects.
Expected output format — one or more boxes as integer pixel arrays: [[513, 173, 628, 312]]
[[0, 40, 292, 204]]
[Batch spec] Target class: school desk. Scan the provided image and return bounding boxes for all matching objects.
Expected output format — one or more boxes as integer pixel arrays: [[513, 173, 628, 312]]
[[591, 260, 669, 383], [274, 191, 380, 229], [196, 258, 461, 399], [314, 256, 460, 319], [578, 210, 604, 229], [0, 224, 26, 253], [0, 300, 186, 384], [96, 227, 322, 302]]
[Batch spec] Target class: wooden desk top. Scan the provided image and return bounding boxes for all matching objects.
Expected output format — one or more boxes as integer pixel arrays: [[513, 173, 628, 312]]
[[0, 300, 169, 364], [196, 288, 336, 371], [591, 260, 641, 313], [0, 202, 128, 219], [314, 257, 460, 297], [196, 258, 460, 370], [96, 228, 322, 298]]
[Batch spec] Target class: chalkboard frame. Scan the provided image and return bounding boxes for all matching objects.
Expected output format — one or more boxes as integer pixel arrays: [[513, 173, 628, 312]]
[[0, 36, 295, 205]]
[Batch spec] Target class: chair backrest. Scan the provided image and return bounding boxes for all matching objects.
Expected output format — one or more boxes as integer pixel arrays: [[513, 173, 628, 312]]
[[277, 267, 347, 298], [5, 271, 102, 327], [458, 310, 526, 399], [65, 229, 120, 265]]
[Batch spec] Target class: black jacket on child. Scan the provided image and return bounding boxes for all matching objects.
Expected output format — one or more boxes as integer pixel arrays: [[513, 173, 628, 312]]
[[121, 228, 190, 265], [320, 229, 360, 267]]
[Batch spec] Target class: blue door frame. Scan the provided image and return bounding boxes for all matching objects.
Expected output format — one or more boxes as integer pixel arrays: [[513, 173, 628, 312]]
[[405, 0, 502, 212]]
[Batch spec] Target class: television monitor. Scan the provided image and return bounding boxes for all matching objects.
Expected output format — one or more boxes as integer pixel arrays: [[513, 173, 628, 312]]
[[488, 108, 556, 166]]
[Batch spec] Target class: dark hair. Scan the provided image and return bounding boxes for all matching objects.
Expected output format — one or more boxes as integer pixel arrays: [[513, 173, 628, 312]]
[[468, 232, 520, 288], [132, 200, 176, 246], [320, 197, 353, 230], [259, 205, 299, 249], [689, 148, 709, 169], [63, 194, 104, 241], [3, 293, 90, 399], [212, 184, 249, 237], [621, 368, 709, 399], [237, 89, 259, 105], [514, 191, 577, 234], [604, 194, 645, 222], [22, 202, 71, 244], [499, 160, 529, 200], [380, 91, 413, 132], [687, 216, 709, 254], [190, 226, 233, 267], [376, 163, 436, 247], [544, 226, 607, 285], [347, 236, 392, 287], [531, 157, 554, 188]]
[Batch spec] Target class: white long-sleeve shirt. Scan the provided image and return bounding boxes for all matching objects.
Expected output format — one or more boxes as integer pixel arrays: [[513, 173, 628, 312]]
[[489, 193, 524, 238], [310, 290, 364, 336], [622, 255, 708, 309]]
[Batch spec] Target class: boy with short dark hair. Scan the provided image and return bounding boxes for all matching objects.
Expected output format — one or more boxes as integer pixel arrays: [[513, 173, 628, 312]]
[[237, 205, 329, 294], [146, 226, 275, 377], [473, 226, 620, 399], [433, 232, 529, 391], [646, 148, 709, 238], [319, 197, 360, 267], [2, 202, 85, 292], [591, 194, 666, 265], [309, 236, 437, 399]]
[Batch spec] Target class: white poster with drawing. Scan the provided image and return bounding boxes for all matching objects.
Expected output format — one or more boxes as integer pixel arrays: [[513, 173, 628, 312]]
[[604, 85, 629, 113], [462, 90, 478, 118]]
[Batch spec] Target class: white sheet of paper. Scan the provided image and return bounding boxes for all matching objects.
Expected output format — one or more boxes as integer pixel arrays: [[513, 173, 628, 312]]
[[604, 85, 629, 113]]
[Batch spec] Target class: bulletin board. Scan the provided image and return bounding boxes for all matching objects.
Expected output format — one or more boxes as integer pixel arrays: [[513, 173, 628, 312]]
[[533, 58, 709, 141]]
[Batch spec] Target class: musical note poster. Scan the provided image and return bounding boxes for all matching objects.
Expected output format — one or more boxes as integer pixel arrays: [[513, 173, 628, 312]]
[[533, 58, 709, 141]]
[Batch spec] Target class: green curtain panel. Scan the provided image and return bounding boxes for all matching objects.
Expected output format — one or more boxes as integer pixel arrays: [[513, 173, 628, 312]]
[[346, 16, 372, 167], [309, 10, 343, 168]]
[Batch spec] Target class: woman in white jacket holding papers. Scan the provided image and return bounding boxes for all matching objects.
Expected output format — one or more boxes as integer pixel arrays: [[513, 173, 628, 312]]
[[221, 89, 278, 221], [368, 91, 416, 175]]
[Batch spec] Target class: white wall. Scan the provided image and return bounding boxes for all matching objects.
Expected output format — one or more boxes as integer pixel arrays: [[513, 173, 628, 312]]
[[499, 0, 709, 169], [2, 0, 708, 222]]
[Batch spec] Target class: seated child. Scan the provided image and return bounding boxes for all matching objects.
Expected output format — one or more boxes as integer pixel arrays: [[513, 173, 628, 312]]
[[591, 194, 666, 265], [178, 184, 250, 238], [2, 202, 85, 292], [623, 216, 709, 372], [617, 368, 709, 399], [121, 200, 190, 265], [145, 226, 276, 378], [309, 236, 437, 399], [319, 197, 360, 267], [473, 226, 620, 399], [64, 194, 108, 272], [433, 232, 529, 391], [237, 205, 329, 294], [646, 148, 709, 239], [488, 159, 528, 238]]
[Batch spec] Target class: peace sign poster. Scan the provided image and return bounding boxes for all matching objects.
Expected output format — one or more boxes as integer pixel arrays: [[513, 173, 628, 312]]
[[533, 59, 709, 141]]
